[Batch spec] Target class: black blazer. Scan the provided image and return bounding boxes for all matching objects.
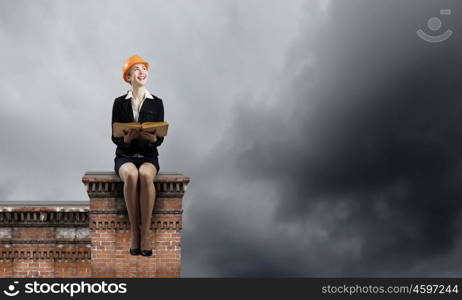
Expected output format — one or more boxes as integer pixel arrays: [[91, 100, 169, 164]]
[[111, 92, 165, 157]]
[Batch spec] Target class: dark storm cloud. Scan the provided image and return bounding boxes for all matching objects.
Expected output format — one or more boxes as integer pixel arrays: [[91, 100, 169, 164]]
[[182, 0, 462, 276]]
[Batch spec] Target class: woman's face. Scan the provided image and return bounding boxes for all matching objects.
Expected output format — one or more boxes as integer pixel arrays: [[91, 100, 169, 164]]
[[128, 63, 148, 87]]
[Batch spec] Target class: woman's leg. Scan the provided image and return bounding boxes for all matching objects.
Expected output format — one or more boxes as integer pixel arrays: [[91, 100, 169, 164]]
[[118, 163, 140, 249], [138, 162, 158, 250]]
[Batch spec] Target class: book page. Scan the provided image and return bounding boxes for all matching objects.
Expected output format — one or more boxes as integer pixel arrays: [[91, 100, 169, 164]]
[[112, 122, 142, 137], [141, 122, 169, 137]]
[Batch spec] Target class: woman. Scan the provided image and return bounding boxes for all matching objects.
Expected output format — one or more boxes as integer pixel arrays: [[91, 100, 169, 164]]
[[111, 54, 165, 256]]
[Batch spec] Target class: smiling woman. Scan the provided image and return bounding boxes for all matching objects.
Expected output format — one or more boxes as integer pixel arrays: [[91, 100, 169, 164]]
[[111, 54, 165, 257]]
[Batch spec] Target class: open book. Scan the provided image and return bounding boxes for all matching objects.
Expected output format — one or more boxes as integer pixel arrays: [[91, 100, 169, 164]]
[[112, 121, 169, 137]]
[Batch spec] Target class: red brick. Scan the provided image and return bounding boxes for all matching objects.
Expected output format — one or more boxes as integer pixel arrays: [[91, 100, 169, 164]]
[[0, 172, 188, 277]]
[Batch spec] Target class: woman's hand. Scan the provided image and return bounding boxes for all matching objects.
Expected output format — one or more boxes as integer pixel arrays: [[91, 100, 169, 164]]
[[139, 129, 158, 144], [123, 129, 139, 144]]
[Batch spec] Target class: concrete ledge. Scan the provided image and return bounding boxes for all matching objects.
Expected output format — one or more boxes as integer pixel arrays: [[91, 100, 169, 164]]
[[82, 171, 190, 198], [0, 201, 88, 207], [82, 171, 191, 183]]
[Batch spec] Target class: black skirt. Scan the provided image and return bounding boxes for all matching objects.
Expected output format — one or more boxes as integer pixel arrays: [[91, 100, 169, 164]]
[[114, 155, 160, 177]]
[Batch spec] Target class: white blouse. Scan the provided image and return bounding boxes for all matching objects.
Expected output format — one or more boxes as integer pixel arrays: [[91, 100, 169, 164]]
[[125, 88, 154, 122]]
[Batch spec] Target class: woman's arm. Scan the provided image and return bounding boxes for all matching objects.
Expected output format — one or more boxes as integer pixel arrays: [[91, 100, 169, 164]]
[[148, 100, 164, 148], [111, 99, 131, 149]]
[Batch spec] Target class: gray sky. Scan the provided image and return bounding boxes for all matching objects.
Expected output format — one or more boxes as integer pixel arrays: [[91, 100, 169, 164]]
[[2, 0, 462, 277]]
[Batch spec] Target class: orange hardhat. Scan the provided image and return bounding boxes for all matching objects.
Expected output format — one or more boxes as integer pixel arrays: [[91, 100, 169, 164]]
[[122, 55, 149, 83]]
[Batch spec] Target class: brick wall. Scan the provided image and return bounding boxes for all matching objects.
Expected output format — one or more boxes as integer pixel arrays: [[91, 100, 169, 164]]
[[0, 171, 190, 278]]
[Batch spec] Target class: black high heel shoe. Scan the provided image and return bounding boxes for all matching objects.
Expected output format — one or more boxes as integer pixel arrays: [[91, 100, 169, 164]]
[[140, 249, 152, 256], [140, 231, 152, 256], [129, 248, 141, 256]]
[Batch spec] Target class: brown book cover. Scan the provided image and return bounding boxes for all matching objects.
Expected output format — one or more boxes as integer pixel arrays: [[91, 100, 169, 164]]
[[112, 121, 169, 137]]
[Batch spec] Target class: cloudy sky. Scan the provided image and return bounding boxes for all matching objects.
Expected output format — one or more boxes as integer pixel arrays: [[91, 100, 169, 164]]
[[1, 0, 462, 277]]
